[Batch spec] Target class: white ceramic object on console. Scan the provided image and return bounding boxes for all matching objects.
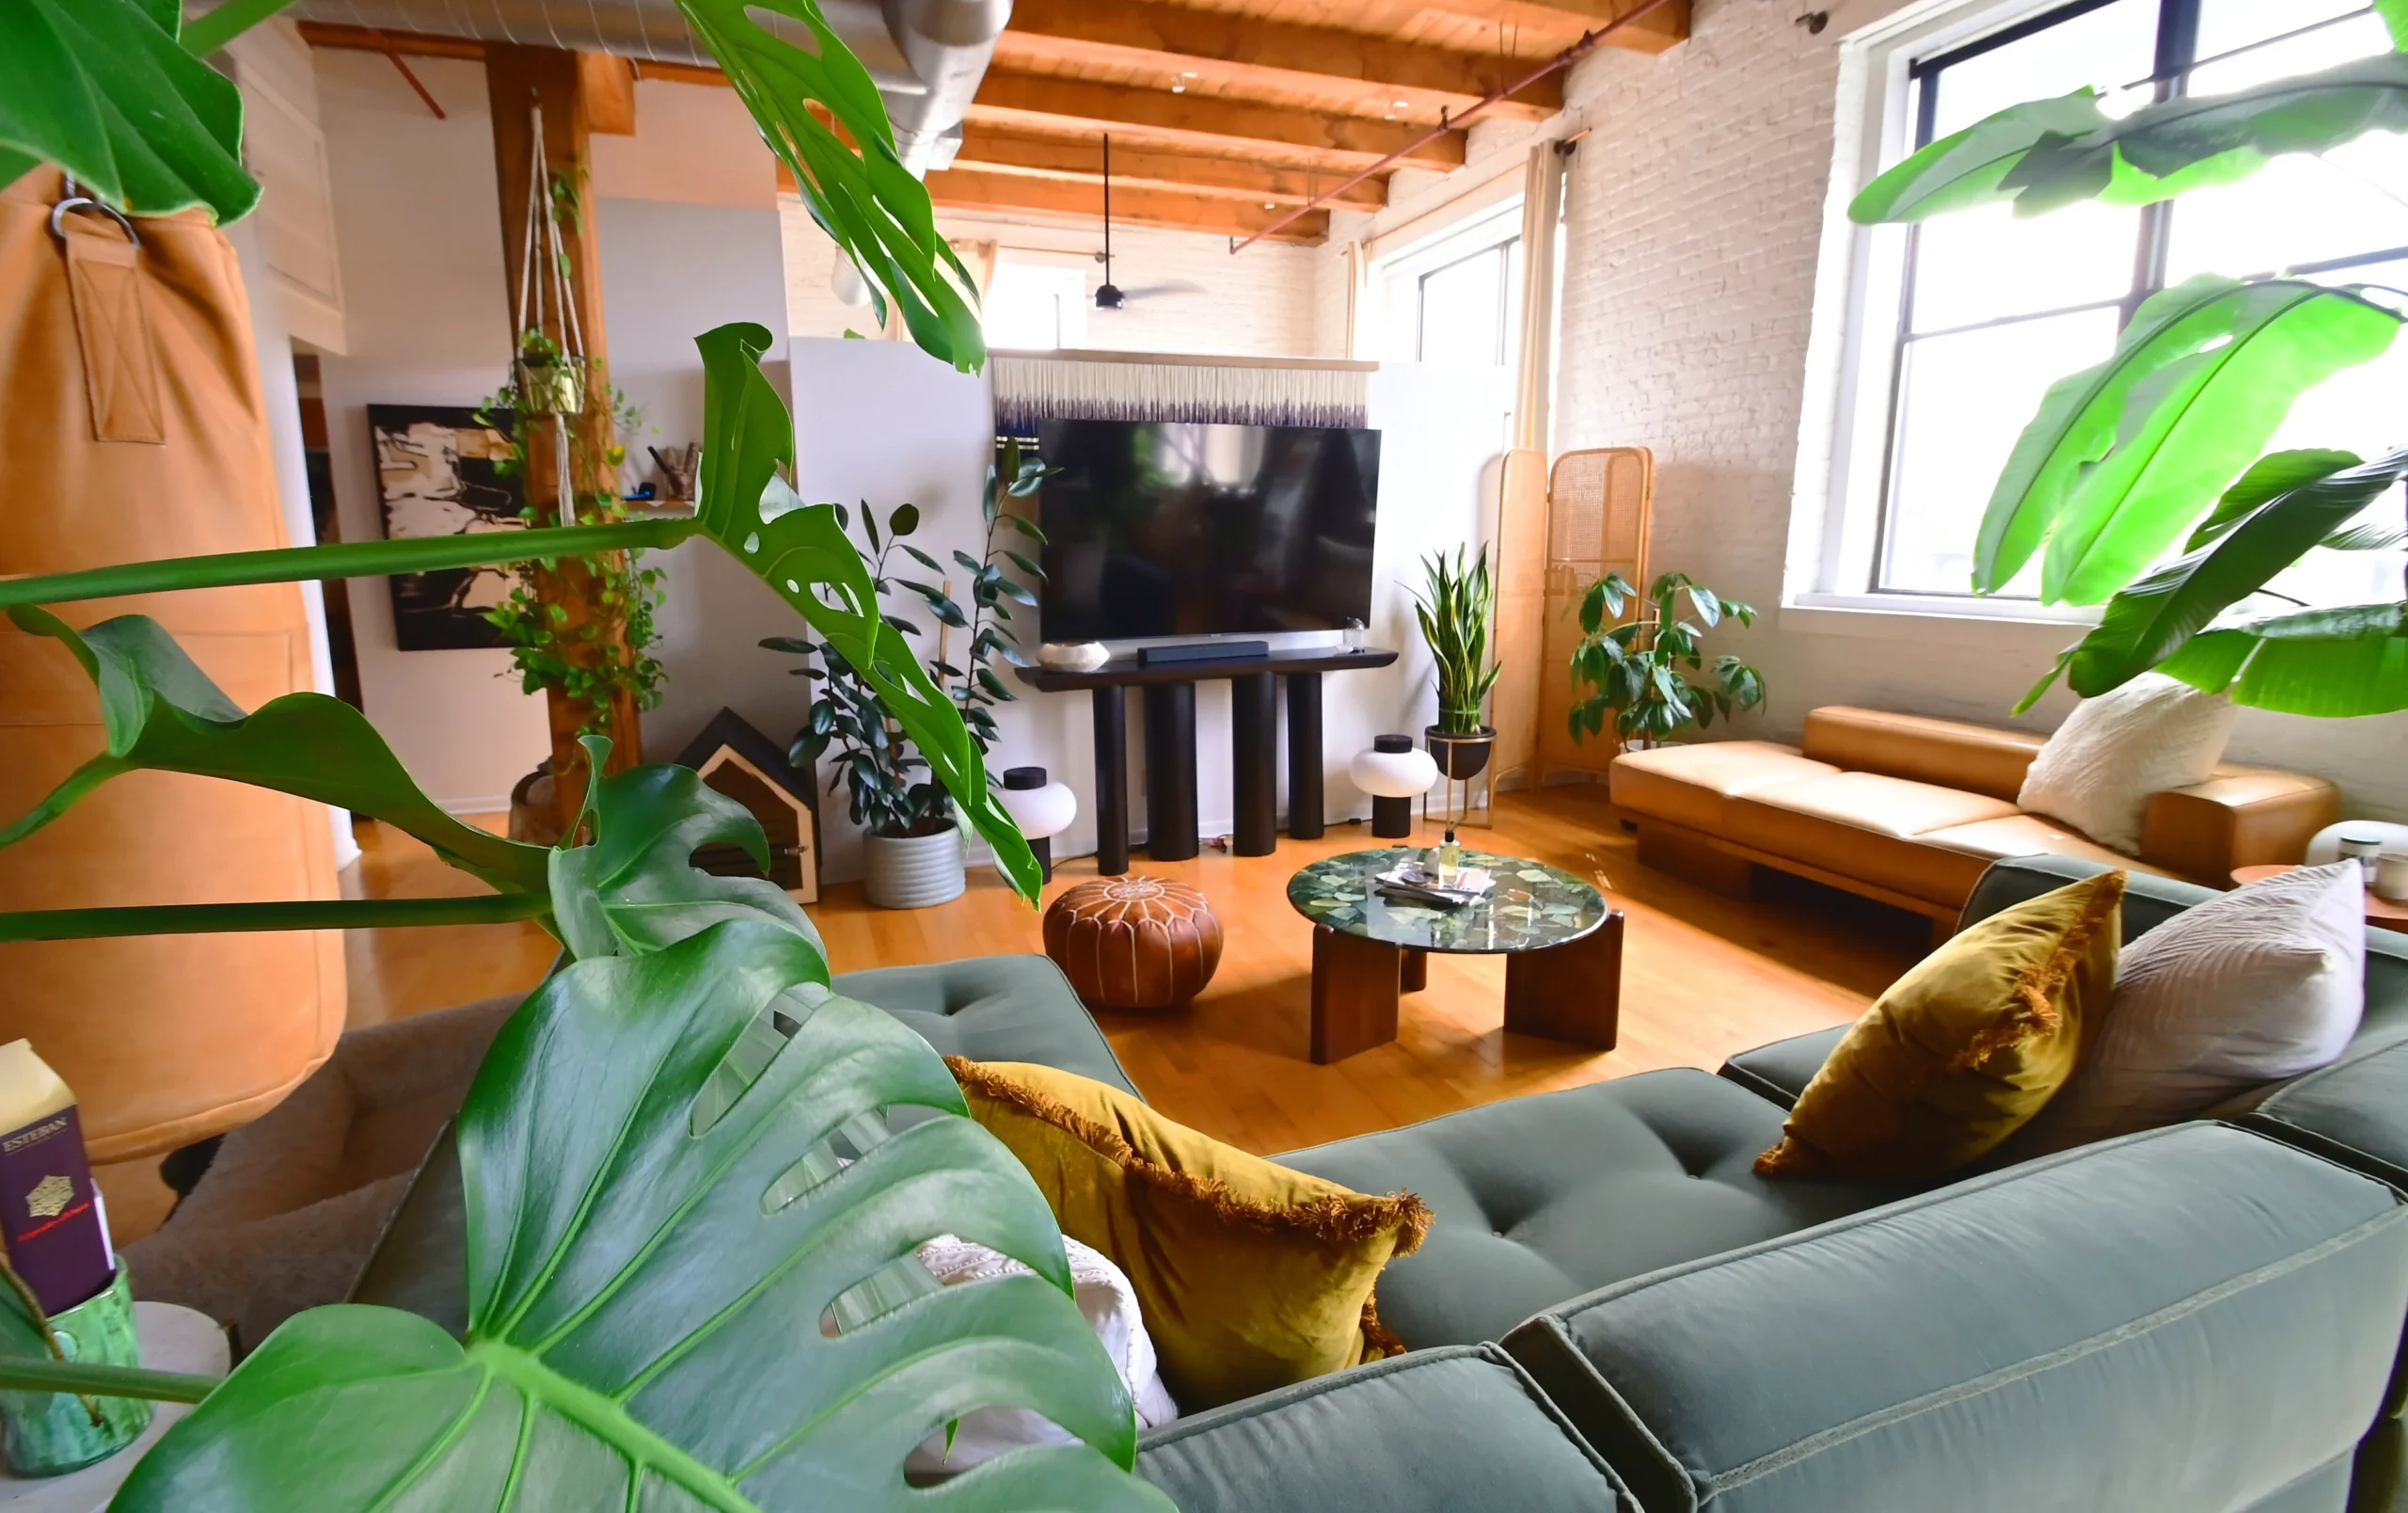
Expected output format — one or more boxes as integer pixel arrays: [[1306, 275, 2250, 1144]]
[[2305, 820, 2408, 868], [998, 779, 1077, 841], [1039, 642, 1111, 673], [1350, 742, 1439, 798]]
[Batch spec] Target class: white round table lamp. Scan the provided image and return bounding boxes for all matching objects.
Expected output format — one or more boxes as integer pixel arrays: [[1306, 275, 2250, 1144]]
[[1351, 735, 1438, 838], [1000, 766, 1078, 882]]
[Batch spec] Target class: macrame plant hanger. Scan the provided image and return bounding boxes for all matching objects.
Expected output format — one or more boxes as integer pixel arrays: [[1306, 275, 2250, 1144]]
[[512, 99, 588, 522]]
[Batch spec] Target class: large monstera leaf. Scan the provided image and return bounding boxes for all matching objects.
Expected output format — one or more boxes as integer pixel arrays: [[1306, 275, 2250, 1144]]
[[0, 608, 548, 894], [694, 323, 1041, 902], [681, 0, 984, 374], [1969, 277, 2400, 603], [1851, 54, 2408, 225], [115, 920, 1175, 1510], [0, 0, 260, 221], [549, 737, 828, 964]]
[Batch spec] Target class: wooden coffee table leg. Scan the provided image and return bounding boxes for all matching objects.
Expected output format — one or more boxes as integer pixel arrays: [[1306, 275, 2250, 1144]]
[[1401, 948, 1428, 994], [1503, 912, 1624, 1049], [1311, 926, 1402, 1063]]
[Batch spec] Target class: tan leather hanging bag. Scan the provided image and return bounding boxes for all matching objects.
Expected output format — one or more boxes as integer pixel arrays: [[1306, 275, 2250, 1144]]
[[0, 169, 342, 1164]]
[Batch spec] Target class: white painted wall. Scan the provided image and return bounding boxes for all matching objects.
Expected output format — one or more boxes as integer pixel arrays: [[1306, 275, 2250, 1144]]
[[781, 202, 1327, 358], [593, 194, 798, 765], [313, 51, 551, 813]]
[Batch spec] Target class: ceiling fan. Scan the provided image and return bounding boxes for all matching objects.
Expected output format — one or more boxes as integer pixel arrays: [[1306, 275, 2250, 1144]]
[[1093, 135, 1202, 310]]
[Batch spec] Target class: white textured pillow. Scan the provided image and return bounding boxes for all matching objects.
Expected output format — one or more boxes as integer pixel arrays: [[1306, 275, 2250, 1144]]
[[2014, 861, 2365, 1155], [2018, 674, 2236, 853], [905, 1233, 1179, 1476]]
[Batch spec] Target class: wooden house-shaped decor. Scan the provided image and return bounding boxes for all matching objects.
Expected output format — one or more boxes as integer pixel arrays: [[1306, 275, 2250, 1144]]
[[673, 709, 821, 903]]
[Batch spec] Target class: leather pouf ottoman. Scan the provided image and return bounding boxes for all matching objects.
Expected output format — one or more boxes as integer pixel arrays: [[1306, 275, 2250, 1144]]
[[1044, 876, 1224, 1010]]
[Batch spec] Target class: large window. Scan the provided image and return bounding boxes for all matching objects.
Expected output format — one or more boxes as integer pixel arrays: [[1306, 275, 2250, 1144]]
[[1850, 0, 2408, 604]]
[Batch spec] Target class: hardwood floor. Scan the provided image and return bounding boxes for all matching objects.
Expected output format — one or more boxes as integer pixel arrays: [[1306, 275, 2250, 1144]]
[[339, 787, 1926, 1157]]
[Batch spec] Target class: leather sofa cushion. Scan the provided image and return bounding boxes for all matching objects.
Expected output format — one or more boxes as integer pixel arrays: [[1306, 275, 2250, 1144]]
[[1801, 706, 2044, 803], [1918, 812, 2170, 877], [1505, 1124, 2408, 1513], [1278, 1070, 1906, 1350], [1137, 1345, 1632, 1513], [1722, 773, 2019, 905], [1608, 742, 1838, 834]]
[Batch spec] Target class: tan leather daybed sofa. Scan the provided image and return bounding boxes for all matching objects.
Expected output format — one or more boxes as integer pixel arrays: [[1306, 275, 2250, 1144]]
[[1608, 707, 2338, 935]]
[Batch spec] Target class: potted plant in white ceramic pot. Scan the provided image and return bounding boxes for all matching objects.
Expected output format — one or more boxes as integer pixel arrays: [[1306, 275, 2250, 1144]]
[[1411, 547, 1503, 779], [768, 444, 1051, 907]]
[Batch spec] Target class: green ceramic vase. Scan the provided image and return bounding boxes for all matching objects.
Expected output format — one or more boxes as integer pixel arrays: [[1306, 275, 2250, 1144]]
[[0, 1268, 151, 1476]]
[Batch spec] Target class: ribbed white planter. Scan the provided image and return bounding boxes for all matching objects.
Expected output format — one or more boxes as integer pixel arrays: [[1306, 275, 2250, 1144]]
[[863, 824, 967, 909]]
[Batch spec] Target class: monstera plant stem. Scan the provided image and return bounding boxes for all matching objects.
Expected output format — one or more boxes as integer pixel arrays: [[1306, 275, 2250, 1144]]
[[0, 518, 701, 611], [0, 895, 551, 944], [0, 1358, 219, 1404]]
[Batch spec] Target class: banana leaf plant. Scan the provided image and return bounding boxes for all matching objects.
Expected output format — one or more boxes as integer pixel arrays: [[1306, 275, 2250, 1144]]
[[1849, 20, 2408, 718]]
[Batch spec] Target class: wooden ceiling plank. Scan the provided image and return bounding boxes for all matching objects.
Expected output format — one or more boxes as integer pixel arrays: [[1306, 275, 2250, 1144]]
[[952, 126, 1386, 210], [927, 169, 1329, 243], [971, 72, 1465, 170], [999, 0, 1560, 119], [1418, 0, 1689, 55]]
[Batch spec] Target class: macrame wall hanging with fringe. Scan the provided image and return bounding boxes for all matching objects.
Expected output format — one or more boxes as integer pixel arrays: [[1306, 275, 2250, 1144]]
[[991, 352, 1374, 433]]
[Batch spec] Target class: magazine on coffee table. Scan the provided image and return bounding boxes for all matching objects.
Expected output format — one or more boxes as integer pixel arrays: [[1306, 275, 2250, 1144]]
[[1374, 857, 1495, 909]]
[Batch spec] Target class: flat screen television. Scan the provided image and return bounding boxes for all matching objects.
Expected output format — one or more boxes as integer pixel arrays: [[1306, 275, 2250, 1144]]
[[1030, 419, 1382, 644]]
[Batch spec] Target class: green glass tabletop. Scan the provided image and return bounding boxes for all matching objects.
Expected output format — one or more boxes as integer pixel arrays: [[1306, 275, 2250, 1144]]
[[1286, 846, 1610, 955]]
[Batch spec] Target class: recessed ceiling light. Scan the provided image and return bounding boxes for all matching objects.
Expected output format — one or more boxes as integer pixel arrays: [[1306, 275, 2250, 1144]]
[[1171, 83, 1185, 92], [1392, 100, 1410, 109], [1261, 201, 1277, 210]]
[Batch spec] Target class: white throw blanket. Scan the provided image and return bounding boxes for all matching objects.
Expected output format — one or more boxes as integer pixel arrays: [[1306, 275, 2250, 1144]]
[[905, 1234, 1180, 1475]]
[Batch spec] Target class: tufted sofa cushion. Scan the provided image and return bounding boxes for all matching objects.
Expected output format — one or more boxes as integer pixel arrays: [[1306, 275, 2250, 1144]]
[[834, 955, 1142, 1097], [1137, 1345, 1631, 1512], [1278, 1070, 1907, 1349]]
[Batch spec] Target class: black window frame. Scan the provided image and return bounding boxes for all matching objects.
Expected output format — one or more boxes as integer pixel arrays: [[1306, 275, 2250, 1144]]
[[1866, 0, 2406, 597]]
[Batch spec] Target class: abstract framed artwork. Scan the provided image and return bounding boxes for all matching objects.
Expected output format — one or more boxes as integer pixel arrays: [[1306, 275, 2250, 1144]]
[[368, 404, 525, 651]]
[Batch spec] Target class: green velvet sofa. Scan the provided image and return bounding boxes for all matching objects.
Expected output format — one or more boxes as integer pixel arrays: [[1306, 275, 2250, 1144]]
[[338, 858, 2408, 1511]]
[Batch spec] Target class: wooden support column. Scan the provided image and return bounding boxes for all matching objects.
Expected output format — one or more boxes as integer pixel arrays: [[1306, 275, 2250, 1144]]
[[485, 43, 642, 825]]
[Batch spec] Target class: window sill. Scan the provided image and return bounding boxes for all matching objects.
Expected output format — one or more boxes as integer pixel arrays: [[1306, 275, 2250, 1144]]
[[1778, 593, 2097, 647]]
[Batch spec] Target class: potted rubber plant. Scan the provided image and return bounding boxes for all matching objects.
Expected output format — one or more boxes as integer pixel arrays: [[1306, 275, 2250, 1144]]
[[1410, 547, 1503, 779], [768, 442, 1048, 907]]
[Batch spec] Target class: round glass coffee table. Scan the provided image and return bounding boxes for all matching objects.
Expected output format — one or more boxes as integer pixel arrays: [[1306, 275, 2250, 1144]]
[[1286, 846, 1623, 1063]]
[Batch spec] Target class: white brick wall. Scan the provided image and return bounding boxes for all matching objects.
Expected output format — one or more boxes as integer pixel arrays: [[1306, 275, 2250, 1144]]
[[781, 199, 1322, 358]]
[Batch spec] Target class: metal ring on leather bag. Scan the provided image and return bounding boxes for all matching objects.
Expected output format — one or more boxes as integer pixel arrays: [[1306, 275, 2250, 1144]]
[[48, 180, 140, 250]]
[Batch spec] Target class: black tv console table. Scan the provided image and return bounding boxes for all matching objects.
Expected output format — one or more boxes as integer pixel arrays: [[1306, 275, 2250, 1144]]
[[1015, 645, 1400, 875]]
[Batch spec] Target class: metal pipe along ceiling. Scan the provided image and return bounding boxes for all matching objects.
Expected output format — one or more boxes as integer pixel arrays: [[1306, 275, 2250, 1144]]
[[290, 0, 1008, 169]]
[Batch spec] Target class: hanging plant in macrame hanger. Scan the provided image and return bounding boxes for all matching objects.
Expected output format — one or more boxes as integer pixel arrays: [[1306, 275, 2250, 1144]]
[[511, 99, 590, 513]]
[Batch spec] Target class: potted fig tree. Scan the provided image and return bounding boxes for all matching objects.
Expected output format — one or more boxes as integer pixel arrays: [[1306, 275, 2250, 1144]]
[[771, 443, 1049, 907], [1411, 547, 1503, 779]]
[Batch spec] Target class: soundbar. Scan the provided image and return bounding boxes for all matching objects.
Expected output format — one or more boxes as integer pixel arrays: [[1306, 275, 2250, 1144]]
[[1138, 640, 1271, 667]]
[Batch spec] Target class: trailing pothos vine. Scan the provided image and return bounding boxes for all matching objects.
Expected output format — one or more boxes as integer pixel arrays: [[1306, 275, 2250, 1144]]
[[473, 368, 667, 736]]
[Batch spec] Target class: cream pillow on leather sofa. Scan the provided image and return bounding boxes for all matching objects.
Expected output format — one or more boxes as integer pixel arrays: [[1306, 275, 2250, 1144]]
[[2018, 675, 2236, 852], [2010, 861, 2365, 1156]]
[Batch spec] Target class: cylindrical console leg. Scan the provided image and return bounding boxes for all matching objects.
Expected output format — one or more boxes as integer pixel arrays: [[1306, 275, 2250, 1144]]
[[1092, 687, 1128, 875], [1231, 671, 1276, 856], [1372, 795, 1415, 838], [1143, 681, 1200, 861], [1287, 672, 1324, 840]]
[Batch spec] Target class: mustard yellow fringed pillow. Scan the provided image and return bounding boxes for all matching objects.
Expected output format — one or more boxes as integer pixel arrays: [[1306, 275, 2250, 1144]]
[[1755, 870, 2126, 1184], [946, 1058, 1431, 1410]]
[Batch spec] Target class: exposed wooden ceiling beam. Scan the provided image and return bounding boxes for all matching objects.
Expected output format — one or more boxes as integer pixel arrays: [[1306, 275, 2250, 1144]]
[[297, 20, 484, 59], [996, 0, 1560, 122], [970, 72, 1465, 173], [1423, 0, 1689, 55], [953, 125, 1386, 211], [926, 169, 1328, 244]]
